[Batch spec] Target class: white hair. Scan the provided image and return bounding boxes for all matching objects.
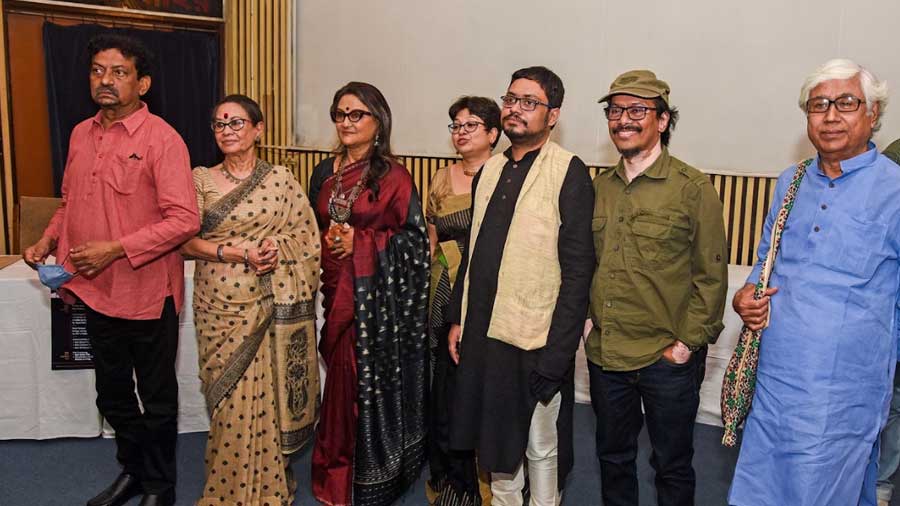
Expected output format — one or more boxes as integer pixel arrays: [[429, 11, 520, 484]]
[[798, 58, 889, 132]]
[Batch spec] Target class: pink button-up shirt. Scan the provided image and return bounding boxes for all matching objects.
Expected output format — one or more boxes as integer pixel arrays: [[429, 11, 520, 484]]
[[43, 103, 200, 319]]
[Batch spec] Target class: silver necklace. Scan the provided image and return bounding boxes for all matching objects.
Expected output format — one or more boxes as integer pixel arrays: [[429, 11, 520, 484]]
[[221, 160, 256, 184], [328, 159, 371, 223]]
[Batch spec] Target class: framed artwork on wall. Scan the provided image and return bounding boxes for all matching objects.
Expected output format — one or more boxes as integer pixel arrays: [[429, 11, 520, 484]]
[[57, 0, 222, 18]]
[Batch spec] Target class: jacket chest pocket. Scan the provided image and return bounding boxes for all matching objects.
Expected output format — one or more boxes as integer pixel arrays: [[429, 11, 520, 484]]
[[592, 216, 608, 257], [630, 210, 691, 267], [106, 154, 144, 194]]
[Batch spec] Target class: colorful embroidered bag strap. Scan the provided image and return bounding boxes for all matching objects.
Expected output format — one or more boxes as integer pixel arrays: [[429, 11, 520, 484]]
[[720, 158, 812, 447]]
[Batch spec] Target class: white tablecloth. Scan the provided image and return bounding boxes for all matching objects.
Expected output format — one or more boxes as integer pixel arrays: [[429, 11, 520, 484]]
[[0, 260, 209, 439], [0, 260, 751, 440]]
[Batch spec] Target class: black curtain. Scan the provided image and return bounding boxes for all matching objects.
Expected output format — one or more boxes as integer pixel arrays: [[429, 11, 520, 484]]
[[43, 22, 221, 196]]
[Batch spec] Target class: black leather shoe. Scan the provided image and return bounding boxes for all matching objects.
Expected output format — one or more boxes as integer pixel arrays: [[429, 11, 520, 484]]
[[86, 473, 141, 506], [138, 491, 175, 506]]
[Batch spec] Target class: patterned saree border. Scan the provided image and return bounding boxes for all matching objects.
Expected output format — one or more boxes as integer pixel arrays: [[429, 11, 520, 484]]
[[203, 312, 274, 417], [200, 160, 274, 235], [273, 299, 316, 323]]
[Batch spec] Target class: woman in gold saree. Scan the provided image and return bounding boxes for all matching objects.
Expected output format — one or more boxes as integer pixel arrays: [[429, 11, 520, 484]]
[[426, 96, 500, 506], [181, 94, 321, 506]]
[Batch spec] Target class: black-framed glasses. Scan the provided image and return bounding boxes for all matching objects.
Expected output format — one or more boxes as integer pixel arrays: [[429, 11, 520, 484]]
[[500, 95, 552, 112], [604, 105, 658, 121], [331, 109, 373, 123], [448, 121, 486, 134], [211, 118, 248, 132], [805, 95, 865, 114]]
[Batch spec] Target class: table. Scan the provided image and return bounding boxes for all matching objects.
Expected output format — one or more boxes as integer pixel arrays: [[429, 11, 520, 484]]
[[0, 260, 752, 440], [0, 259, 209, 439]]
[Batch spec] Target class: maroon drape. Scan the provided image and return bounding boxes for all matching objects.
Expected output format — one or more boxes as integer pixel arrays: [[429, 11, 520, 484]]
[[312, 159, 429, 505]]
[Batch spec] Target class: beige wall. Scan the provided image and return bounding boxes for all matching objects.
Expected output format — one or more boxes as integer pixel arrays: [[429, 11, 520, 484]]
[[294, 0, 900, 176]]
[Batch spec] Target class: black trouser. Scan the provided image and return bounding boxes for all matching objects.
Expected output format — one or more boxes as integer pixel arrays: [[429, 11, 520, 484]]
[[588, 348, 707, 506], [86, 297, 179, 495], [428, 321, 481, 502]]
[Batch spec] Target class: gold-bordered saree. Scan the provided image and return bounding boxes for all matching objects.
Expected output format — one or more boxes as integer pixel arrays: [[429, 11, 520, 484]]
[[192, 161, 320, 506]]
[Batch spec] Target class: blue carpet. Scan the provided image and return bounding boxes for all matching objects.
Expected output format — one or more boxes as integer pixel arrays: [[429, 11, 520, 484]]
[[1, 405, 896, 505]]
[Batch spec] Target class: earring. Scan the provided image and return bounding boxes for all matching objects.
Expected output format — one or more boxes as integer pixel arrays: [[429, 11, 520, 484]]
[[374, 134, 380, 147]]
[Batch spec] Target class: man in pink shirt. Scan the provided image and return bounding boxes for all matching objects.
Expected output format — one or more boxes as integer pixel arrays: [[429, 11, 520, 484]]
[[24, 34, 199, 506]]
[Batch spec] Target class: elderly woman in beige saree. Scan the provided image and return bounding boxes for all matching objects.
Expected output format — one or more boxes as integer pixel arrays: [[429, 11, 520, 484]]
[[181, 95, 320, 506]]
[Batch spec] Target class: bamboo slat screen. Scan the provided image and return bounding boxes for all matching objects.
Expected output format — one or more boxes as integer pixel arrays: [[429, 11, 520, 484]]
[[279, 149, 776, 266], [224, 0, 293, 169], [709, 174, 776, 266], [220, 3, 775, 267]]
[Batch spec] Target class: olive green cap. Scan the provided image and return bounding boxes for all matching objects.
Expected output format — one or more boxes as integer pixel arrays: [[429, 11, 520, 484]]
[[598, 70, 670, 105]]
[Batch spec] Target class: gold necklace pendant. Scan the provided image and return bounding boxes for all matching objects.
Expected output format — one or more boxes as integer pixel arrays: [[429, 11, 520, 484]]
[[460, 161, 480, 177]]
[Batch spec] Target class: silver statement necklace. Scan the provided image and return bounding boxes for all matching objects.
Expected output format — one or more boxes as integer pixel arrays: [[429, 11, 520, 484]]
[[328, 158, 371, 224], [221, 159, 258, 184]]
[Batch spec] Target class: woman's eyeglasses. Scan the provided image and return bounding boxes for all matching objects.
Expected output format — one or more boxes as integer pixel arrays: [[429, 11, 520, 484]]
[[331, 109, 373, 123], [211, 118, 248, 132], [448, 121, 486, 134]]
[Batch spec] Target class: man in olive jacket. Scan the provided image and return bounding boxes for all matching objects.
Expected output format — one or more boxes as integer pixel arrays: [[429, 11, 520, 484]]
[[586, 70, 728, 506]]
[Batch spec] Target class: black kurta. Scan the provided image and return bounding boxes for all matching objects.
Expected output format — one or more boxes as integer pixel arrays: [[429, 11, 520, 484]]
[[446, 146, 595, 485]]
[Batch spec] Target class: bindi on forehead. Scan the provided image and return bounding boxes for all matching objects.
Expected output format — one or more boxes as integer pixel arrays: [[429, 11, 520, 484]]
[[223, 112, 229, 119], [338, 94, 367, 110]]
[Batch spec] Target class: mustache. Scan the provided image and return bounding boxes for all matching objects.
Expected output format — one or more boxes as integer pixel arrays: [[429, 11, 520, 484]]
[[613, 125, 642, 134], [503, 113, 526, 126], [94, 86, 118, 97]]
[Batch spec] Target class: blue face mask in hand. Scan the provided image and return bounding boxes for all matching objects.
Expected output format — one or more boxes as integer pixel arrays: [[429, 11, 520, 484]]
[[37, 254, 76, 290], [38, 264, 75, 290]]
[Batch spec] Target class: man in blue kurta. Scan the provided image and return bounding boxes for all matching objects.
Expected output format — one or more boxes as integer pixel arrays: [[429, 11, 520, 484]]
[[730, 59, 900, 505]]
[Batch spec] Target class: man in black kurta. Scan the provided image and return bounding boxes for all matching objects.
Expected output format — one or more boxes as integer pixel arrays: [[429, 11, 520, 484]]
[[446, 66, 594, 505]]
